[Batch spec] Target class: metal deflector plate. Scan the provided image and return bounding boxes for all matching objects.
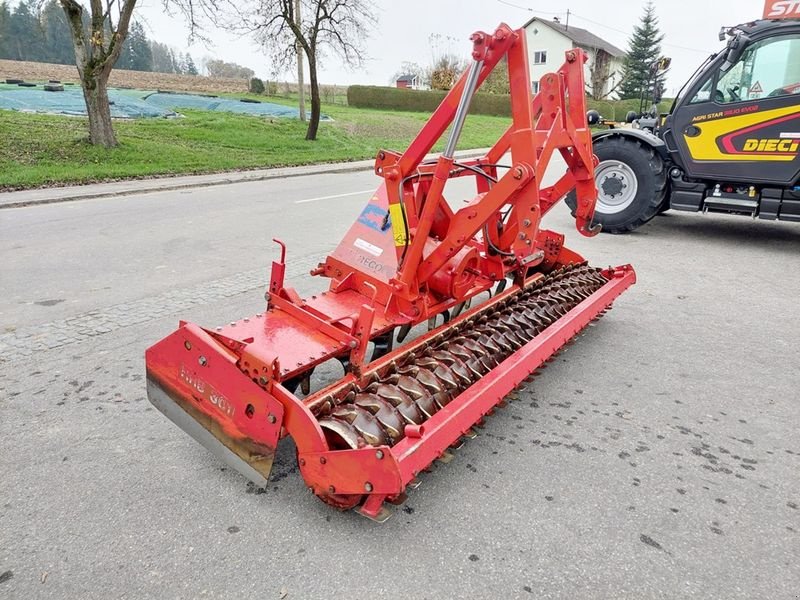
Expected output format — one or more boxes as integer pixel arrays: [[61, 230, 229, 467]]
[[147, 377, 274, 487]]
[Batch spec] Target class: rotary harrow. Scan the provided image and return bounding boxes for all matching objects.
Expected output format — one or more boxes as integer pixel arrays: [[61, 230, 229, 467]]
[[145, 23, 636, 521]]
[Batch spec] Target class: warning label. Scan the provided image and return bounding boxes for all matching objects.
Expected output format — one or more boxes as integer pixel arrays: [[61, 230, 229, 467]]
[[388, 204, 408, 247], [749, 81, 763, 98]]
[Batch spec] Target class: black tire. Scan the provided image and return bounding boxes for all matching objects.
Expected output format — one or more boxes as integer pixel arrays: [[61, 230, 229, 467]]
[[566, 135, 668, 234]]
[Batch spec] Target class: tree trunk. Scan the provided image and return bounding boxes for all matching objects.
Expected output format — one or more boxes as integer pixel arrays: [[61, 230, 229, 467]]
[[295, 0, 305, 122], [60, 0, 135, 148], [81, 71, 117, 147], [305, 54, 321, 141]]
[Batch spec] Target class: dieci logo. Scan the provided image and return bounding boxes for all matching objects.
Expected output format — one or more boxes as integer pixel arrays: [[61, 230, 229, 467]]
[[764, 0, 800, 18], [742, 138, 800, 153]]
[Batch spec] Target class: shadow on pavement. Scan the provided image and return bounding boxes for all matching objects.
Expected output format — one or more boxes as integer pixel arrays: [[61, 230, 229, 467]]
[[638, 211, 800, 251]]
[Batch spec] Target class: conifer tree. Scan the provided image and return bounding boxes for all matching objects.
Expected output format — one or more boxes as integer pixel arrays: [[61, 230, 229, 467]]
[[184, 53, 198, 75], [619, 2, 667, 101]]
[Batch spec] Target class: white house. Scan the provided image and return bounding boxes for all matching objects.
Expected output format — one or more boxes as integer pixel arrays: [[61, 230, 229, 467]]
[[523, 17, 625, 100]]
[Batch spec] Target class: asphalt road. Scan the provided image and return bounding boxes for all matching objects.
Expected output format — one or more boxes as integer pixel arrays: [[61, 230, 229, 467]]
[[1, 168, 798, 600]]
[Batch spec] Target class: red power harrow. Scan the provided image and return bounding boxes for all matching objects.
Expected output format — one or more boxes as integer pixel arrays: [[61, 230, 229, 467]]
[[145, 23, 636, 521]]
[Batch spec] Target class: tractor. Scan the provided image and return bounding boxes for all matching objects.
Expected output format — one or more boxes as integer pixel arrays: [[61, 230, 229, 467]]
[[569, 9, 800, 233]]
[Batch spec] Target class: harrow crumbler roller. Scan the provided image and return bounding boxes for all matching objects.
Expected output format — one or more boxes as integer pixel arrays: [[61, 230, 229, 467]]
[[145, 23, 636, 521], [311, 264, 610, 450]]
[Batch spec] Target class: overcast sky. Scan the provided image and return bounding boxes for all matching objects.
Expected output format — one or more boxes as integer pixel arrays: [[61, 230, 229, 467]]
[[136, 0, 763, 95]]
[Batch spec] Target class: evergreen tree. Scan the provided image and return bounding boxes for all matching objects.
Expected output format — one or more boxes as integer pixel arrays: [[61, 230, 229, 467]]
[[184, 53, 198, 75], [150, 41, 177, 73], [170, 48, 183, 74], [7, 1, 45, 62], [0, 2, 11, 59], [177, 51, 188, 74], [619, 2, 667, 101], [118, 21, 153, 71], [41, 0, 73, 64]]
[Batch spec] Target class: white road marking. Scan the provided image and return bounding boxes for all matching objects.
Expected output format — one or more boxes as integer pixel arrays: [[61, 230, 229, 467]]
[[294, 189, 374, 204]]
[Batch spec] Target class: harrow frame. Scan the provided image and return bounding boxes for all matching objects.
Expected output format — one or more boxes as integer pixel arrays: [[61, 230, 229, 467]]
[[145, 23, 637, 520]]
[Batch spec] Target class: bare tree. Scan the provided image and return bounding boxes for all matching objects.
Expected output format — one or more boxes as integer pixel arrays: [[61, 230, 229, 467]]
[[424, 33, 467, 92], [59, 0, 137, 147], [227, 0, 377, 140], [426, 54, 466, 91], [588, 50, 623, 100]]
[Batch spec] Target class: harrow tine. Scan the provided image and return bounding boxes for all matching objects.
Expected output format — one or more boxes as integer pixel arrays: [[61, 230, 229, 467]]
[[356, 503, 392, 523], [300, 371, 312, 396], [386, 493, 408, 506], [437, 450, 455, 464]]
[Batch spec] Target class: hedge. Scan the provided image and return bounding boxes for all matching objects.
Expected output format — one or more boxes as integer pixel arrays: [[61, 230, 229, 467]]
[[347, 85, 512, 116], [347, 85, 673, 121]]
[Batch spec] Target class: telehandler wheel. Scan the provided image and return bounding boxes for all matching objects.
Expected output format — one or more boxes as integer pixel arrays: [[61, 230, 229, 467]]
[[566, 136, 667, 233]]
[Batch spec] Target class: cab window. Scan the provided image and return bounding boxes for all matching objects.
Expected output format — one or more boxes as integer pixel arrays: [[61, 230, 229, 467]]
[[689, 77, 714, 104], [690, 34, 800, 104]]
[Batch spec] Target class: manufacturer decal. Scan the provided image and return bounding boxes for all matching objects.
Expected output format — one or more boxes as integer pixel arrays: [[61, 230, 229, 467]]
[[719, 111, 800, 157], [741, 138, 800, 152], [692, 105, 759, 123], [684, 105, 800, 162], [354, 237, 383, 257], [357, 203, 388, 233], [179, 364, 235, 417], [763, 0, 800, 19], [340, 246, 394, 276]]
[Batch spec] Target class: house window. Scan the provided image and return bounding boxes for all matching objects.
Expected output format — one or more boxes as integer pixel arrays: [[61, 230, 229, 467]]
[[531, 81, 540, 94], [533, 51, 547, 64]]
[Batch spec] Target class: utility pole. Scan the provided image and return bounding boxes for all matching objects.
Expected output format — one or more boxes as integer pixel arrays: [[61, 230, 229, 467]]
[[565, 8, 570, 30], [295, 0, 306, 122]]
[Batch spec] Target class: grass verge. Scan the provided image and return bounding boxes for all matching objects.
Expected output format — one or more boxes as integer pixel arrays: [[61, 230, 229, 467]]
[[0, 101, 511, 190]]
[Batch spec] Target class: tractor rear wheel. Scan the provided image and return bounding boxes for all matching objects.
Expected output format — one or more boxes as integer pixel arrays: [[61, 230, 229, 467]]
[[566, 136, 667, 234]]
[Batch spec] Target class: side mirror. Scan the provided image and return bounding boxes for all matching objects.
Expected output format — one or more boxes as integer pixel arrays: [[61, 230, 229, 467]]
[[625, 111, 638, 124], [720, 32, 750, 73], [586, 110, 601, 125]]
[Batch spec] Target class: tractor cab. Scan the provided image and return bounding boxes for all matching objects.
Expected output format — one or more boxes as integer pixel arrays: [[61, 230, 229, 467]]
[[662, 17, 800, 186]]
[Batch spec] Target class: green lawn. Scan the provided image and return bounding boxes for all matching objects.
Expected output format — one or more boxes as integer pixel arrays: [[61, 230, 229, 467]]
[[0, 100, 511, 190]]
